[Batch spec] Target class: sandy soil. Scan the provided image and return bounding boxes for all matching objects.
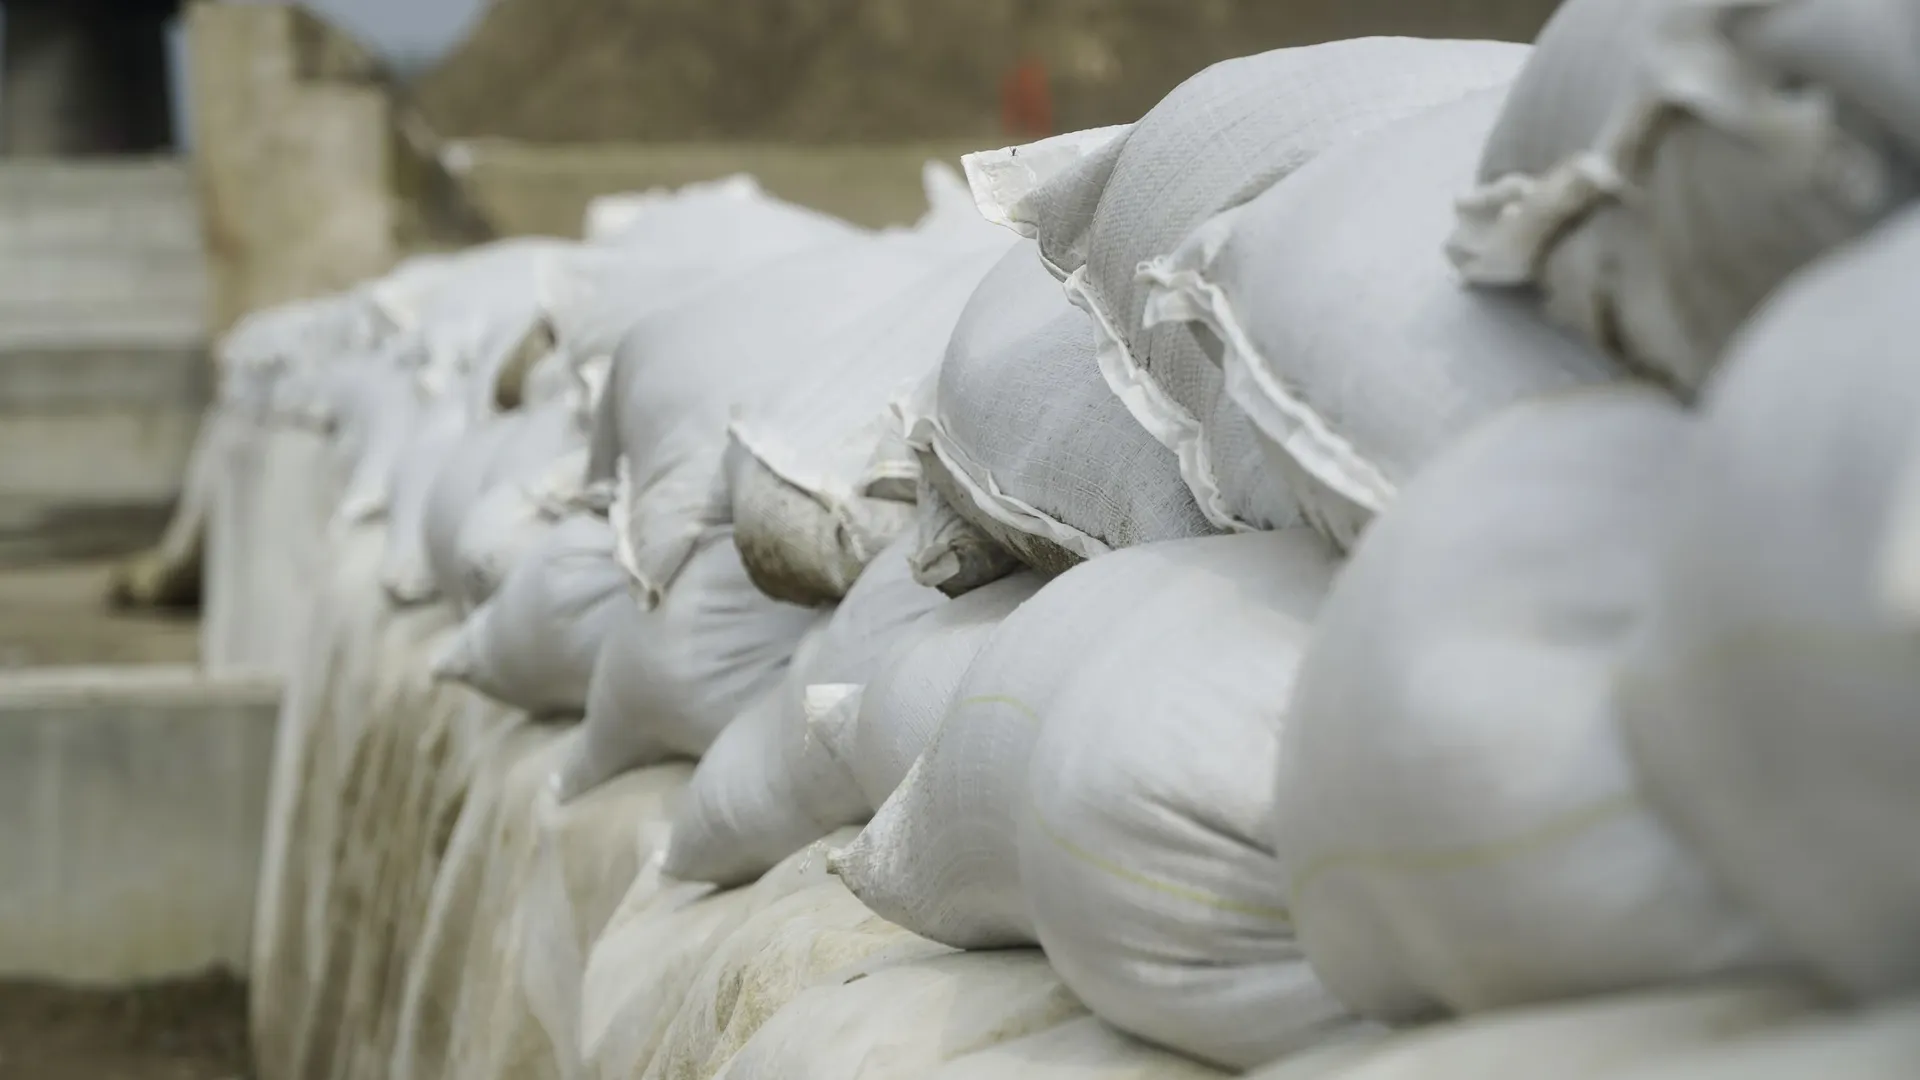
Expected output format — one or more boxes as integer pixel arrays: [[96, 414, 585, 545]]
[[0, 559, 197, 669]]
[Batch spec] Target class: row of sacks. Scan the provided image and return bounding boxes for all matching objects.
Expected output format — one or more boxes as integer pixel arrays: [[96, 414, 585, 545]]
[[222, 4, 1920, 1077]]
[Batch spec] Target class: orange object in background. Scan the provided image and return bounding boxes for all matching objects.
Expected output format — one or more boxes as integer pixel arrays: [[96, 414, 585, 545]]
[[1001, 59, 1054, 138]]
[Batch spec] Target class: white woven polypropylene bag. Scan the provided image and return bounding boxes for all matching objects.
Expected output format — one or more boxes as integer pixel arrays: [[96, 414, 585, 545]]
[[1016, 531, 1355, 1070], [663, 535, 948, 887], [904, 241, 1216, 577], [605, 232, 997, 607], [554, 526, 824, 802], [1450, 0, 1920, 391], [1619, 206, 1920, 1001], [1276, 386, 1786, 1024], [430, 514, 628, 717], [835, 533, 1305, 951], [994, 37, 1532, 533], [1144, 88, 1619, 551], [842, 572, 1043, 812], [381, 393, 471, 604], [727, 243, 1012, 606]]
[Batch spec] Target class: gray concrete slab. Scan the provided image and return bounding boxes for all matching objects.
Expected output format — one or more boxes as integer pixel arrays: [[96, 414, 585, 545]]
[[0, 665, 278, 984]]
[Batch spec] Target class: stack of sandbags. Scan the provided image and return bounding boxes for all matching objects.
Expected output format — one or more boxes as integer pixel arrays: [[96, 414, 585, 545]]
[[1447, 0, 1920, 391], [971, 37, 1532, 543]]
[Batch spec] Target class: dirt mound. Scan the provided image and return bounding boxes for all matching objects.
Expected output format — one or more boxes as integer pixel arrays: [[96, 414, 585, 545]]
[[412, 0, 1561, 143]]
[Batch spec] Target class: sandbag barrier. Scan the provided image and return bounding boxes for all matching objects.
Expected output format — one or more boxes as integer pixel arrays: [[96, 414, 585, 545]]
[[199, 11, 1920, 1079]]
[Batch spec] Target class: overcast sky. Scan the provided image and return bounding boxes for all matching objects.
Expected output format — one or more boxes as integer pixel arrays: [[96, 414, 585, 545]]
[[231, 0, 493, 66]]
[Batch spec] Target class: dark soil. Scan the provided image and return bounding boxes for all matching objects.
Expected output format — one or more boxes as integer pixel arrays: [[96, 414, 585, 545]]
[[0, 970, 250, 1080]]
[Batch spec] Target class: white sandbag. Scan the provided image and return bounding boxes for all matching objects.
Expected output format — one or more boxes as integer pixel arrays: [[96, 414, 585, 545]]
[[643, 878, 951, 1080], [711, 950, 1084, 1080], [438, 400, 587, 612], [664, 536, 948, 886], [605, 231, 1007, 608], [998, 38, 1530, 533], [904, 474, 1029, 596], [554, 526, 824, 802], [402, 237, 578, 421], [1243, 980, 1822, 1080], [727, 244, 1010, 605], [1275, 387, 1785, 1024], [1017, 530, 1353, 1069], [431, 514, 628, 717], [1143, 88, 1619, 551], [836, 536, 1275, 950], [1618, 207, 1920, 1000], [579, 828, 862, 1080], [928, 1016, 1231, 1080], [381, 393, 470, 604], [905, 241, 1217, 579], [1450, 0, 1920, 391], [326, 341, 427, 528], [845, 571, 1043, 811], [551, 182, 862, 374], [1607, 999, 1920, 1080]]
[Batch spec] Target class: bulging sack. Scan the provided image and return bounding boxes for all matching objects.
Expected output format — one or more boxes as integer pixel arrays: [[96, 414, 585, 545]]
[[1145, 88, 1618, 551], [905, 241, 1216, 581], [555, 527, 823, 802], [843, 572, 1043, 812], [993, 37, 1531, 532], [1276, 387, 1785, 1024], [605, 233, 999, 606], [1620, 206, 1920, 1000], [663, 535, 948, 887], [727, 244, 1010, 606], [382, 393, 471, 605], [1015, 531, 1353, 1070], [1450, 0, 1920, 391], [430, 514, 628, 717]]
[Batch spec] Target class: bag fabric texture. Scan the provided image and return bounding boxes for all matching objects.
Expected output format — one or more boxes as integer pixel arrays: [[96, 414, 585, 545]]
[[1144, 88, 1618, 551], [1620, 206, 1920, 1000], [1015, 530, 1354, 1069], [1275, 387, 1785, 1024], [1449, 0, 1920, 391], [990, 38, 1532, 533]]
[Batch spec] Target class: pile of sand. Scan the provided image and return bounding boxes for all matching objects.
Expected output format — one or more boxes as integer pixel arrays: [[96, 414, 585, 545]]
[[411, 0, 1561, 144]]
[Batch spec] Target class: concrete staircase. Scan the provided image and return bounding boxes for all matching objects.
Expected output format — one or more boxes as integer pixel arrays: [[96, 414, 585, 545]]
[[0, 158, 211, 563]]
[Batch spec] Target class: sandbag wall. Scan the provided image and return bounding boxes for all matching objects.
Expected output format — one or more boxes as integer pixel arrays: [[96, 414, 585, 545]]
[[219, 5, 1920, 1078]]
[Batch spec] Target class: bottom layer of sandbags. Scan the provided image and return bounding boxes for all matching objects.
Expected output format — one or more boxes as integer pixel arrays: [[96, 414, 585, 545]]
[[253, 521, 1917, 1080]]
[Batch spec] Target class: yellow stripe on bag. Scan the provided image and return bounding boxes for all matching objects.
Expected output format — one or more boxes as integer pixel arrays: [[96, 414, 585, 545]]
[[1286, 793, 1641, 911]]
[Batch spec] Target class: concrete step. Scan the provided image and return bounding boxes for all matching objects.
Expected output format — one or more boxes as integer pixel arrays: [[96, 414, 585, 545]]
[[0, 158, 211, 563], [0, 666, 278, 983]]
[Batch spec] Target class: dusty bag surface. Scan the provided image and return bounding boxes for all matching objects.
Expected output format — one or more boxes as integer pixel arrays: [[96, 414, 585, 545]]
[[1451, 0, 1920, 391], [1144, 87, 1618, 551], [555, 526, 823, 801], [664, 536, 948, 886], [997, 38, 1530, 533], [578, 828, 860, 1080], [710, 950, 1084, 1080], [727, 244, 1010, 606], [642, 877, 950, 1080], [1017, 531, 1353, 1069], [1619, 207, 1920, 1000], [906, 240, 1216, 580], [928, 1016, 1230, 1080], [431, 514, 628, 717], [1275, 387, 1785, 1024], [423, 402, 580, 613], [842, 571, 1043, 812], [1242, 980, 1822, 1080]]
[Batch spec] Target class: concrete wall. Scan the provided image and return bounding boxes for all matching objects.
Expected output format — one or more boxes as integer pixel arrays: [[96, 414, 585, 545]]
[[449, 137, 991, 235], [185, 3, 482, 339], [0, 666, 278, 983], [0, 159, 210, 563]]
